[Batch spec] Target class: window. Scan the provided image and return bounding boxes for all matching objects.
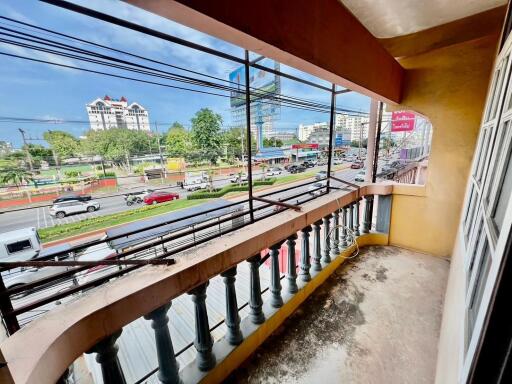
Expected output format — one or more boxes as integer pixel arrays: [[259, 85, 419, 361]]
[[6, 239, 33, 254]]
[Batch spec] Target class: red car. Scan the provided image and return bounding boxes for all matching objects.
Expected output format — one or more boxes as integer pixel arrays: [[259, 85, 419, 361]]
[[351, 161, 364, 169], [143, 191, 179, 205]]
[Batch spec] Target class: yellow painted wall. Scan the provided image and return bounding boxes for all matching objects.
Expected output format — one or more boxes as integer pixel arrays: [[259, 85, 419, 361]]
[[388, 34, 499, 257]]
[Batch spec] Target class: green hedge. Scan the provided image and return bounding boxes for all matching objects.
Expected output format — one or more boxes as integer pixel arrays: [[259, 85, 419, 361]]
[[187, 178, 276, 200]]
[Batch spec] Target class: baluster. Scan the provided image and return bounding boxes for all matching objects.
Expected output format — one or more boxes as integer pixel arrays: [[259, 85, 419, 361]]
[[221, 267, 243, 345], [270, 241, 285, 308], [341, 207, 348, 247], [144, 303, 182, 384], [247, 254, 265, 324], [354, 199, 361, 236], [188, 283, 216, 371], [312, 220, 322, 271], [330, 209, 340, 258], [362, 195, 373, 233], [348, 203, 354, 237], [286, 234, 299, 293], [86, 330, 126, 384], [322, 214, 332, 262], [299, 226, 313, 282]]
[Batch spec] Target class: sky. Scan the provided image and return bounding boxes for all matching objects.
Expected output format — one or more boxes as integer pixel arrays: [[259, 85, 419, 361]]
[[0, 0, 370, 148]]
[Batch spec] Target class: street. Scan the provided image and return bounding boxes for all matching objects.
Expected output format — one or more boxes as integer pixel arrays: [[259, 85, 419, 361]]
[[0, 165, 364, 233]]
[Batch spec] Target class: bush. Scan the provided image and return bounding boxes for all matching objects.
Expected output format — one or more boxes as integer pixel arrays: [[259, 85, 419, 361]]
[[99, 171, 117, 178], [64, 170, 80, 178], [187, 178, 276, 200]]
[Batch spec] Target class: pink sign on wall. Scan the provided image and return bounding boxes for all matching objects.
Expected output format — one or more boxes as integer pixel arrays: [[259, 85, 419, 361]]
[[391, 111, 416, 132]]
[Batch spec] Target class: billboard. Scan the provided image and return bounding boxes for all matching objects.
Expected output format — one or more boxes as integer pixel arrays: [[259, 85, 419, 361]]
[[291, 143, 319, 150], [391, 111, 416, 132], [229, 59, 279, 108]]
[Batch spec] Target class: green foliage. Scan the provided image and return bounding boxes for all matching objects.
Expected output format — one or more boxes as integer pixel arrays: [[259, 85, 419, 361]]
[[43, 130, 79, 160], [187, 178, 276, 199], [350, 139, 368, 148], [191, 108, 223, 165], [221, 127, 256, 160], [99, 171, 117, 178], [26, 144, 54, 167], [64, 170, 81, 178], [263, 137, 283, 147], [134, 162, 159, 175], [0, 167, 34, 188], [166, 122, 191, 157]]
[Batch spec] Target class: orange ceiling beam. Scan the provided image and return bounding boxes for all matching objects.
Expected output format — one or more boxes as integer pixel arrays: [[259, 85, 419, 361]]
[[126, 0, 404, 103]]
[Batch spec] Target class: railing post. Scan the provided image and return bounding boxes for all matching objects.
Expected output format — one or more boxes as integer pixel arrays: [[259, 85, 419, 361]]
[[362, 195, 373, 233], [221, 267, 243, 345], [348, 203, 354, 236], [144, 303, 182, 384], [86, 330, 126, 384], [354, 199, 361, 236], [312, 220, 323, 271], [270, 241, 285, 308], [188, 282, 216, 371], [341, 207, 348, 247], [247, 254, 265, 324], [0, 275, 19, 335], [322, 214, 332, 262], [286, 234, 299, 293], [299, 226, 313, 282], [330, 209, 340, 258]]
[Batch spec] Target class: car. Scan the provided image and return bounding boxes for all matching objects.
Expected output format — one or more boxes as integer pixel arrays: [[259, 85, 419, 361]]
[[308, 180, 327, 196], [301, 161, 315, 168], [53, 194, 91, 204], [333, 158, 344, 165], [354, 170, 366, 182], [315, 170, 334, 180], [143, 191, 180, 205], [184, 181, 208, 191], [316, 160, 327, 166], [266, 167, 282, 176], [288, 165, 306, 174], [229, 173, 248, 183], [351, 161, 364, 169], [49, 200, 100, 219]]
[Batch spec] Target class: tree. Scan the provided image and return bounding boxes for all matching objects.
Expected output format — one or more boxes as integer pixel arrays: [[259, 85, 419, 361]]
[[26, 144, 54, 167], [166, 122, 191, 157], [221, 127, 257, 161], [190, 108, 223, 165], [259, 163, 268, 181], [263, 137, 283, 147], [43, 130, 80, 160], [0, 167, 33, 189]]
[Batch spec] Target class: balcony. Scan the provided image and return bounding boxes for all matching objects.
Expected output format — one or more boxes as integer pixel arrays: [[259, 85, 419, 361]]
[[0, 183, 450, 383]]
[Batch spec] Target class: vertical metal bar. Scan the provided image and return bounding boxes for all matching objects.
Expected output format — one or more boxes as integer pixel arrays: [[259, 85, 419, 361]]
[[244, 50, 255, 222], [372, 102, 384, 183], [0, 274, 19, 335], [326, 83, 336, 193]]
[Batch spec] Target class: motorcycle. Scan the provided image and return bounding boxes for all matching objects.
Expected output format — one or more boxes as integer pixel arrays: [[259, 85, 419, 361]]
[[124, 194, 143, 206]]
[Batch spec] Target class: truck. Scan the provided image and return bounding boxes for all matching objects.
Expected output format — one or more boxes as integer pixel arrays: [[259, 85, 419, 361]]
[[183, 171, 209, 191], [0, 227, 42, 262]]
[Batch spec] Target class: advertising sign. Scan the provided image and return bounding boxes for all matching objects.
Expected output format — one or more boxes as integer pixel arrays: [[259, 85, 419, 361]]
[[391, 111, 416, 132], [291, 143, 319, 150], [229, 59, 279, 108]]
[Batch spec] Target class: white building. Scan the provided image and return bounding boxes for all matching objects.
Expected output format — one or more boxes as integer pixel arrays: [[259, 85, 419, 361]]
[[298, 122, 328, 141], [335, 114, 370, 142], [86, 95, 150, 131]]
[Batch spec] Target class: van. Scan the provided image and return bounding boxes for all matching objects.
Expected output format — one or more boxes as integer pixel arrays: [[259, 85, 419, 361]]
[[0, 227, 41, 262]]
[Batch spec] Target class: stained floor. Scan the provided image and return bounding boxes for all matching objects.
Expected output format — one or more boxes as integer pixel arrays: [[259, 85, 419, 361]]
[[226, 245, 450, 384]]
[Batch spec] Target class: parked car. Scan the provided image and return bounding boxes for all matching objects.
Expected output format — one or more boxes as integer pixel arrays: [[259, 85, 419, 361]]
[[266, 167, 282, 176], [308, 180, 327, 196], [143, 191, 180, 205], [288, 165, 306, 174], [333, 158, 344, 165], [229, 173, 248, 183], [351, 161, 364, 169], [53, 194, 91, 204], [315, 170, 334, 180], [50, 200, 100, 219], [301, 161, 315, 168], [354, 170, 366, 182]]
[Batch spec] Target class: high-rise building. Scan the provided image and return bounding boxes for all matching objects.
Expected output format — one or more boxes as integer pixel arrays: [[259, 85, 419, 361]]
[[298, 122, 328, 141], [335, 114, 370, 142], [86, 95, 150, 131]]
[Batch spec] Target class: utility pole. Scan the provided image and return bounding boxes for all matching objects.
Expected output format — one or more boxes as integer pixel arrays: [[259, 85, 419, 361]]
[[154, 121, 166, 181], [18, 128, 33, 172]]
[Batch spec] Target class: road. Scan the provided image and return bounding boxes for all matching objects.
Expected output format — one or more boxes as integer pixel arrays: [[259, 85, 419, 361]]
[[0, 165, 364, 233]]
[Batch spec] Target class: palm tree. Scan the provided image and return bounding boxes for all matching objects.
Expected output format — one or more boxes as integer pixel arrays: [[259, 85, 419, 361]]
[[260, 163, 268, 181], [0, 167, 34, 190]]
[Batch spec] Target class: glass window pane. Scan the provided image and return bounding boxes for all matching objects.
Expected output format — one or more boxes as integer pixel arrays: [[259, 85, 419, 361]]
[[492, 147, 512, 232]]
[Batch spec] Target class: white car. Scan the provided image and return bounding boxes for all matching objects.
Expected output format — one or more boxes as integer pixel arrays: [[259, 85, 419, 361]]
[[308, 180, 327, 196], [229, 173, 248, 183], [266, 167, 282, 176], [184, 181, 208, 191], [354, 170, 366, 182], [49, 200, 100, 218]]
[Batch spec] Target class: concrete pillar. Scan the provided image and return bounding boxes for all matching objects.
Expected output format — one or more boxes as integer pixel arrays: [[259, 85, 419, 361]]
[[247, 254, 265, 324], [354, 199, 361, 236], [144, 303, 182, 384], [188, 283, 216, 371], [269, 241, 285, 308], [86, 330, 126, 384], [312, 220, 323, 271], [322, 214, 332, 261], [299, 226, 313, 282], [221, 267, 243, 345], [341, 207, 349, 247], [286, 234, 299, 293], [362, 195, 373, 233], [330, 210, 340, 258]]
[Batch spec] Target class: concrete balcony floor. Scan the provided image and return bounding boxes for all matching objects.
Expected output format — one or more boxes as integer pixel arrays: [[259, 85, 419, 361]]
[[227, 245, 449, 384]]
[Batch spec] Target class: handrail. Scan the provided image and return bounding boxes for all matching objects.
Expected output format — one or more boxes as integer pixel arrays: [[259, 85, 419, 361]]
[[0, 183, 391, 384]]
